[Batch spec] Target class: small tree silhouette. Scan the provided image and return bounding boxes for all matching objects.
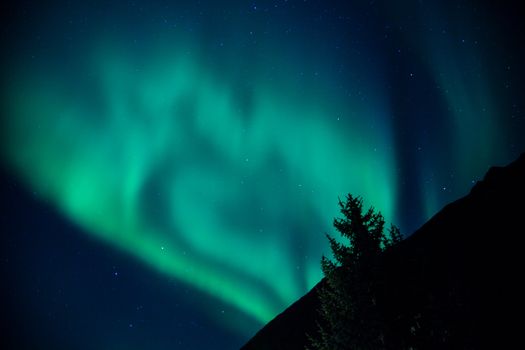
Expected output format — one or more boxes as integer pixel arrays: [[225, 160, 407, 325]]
[[308, 194, 402, 350]]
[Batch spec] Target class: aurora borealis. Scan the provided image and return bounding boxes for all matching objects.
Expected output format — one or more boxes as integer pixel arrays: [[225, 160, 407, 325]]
[[1, 1, 524, 349]]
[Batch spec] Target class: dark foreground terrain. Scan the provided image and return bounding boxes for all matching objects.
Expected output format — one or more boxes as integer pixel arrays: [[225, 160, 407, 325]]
[[243, 153, 525, 349]]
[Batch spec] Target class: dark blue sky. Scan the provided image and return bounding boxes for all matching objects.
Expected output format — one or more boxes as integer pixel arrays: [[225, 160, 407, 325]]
[[1, 1, 524, 349]]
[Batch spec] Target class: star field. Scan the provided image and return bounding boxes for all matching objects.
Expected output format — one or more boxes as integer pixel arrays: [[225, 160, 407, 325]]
[[1, 1, 524, 349]]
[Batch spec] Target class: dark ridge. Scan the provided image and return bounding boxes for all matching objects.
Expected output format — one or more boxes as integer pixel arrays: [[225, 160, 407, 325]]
[[242, 152, 525, 349]]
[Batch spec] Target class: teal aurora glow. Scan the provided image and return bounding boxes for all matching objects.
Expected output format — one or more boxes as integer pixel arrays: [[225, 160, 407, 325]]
[[1, 1, 523, 345]]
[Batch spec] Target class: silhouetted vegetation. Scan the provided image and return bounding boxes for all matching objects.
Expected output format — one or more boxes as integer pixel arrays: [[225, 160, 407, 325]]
[[308, 194, 402, 350], [242, 153, 525, 350]]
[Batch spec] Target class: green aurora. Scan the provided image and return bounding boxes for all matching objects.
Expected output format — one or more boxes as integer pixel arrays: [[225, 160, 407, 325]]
[[1, 42, 396, 326], [0, 1, 517, 338]]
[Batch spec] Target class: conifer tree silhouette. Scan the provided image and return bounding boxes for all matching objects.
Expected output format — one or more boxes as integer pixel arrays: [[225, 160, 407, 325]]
[[308, 194, 402, 350]]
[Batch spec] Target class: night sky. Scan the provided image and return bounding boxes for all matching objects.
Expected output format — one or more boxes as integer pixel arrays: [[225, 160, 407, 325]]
[[1, 1, 524, 349]]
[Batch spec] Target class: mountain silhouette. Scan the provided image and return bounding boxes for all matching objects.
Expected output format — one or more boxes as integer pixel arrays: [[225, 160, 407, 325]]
[[242, 153, 525, 349]]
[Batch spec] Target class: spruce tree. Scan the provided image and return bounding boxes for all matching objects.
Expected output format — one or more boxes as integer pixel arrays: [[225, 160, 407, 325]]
[[308, 194, 402, 350]]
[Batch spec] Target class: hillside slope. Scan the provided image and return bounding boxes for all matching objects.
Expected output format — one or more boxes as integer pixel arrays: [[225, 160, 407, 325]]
[[242, 153, 525, 349]]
